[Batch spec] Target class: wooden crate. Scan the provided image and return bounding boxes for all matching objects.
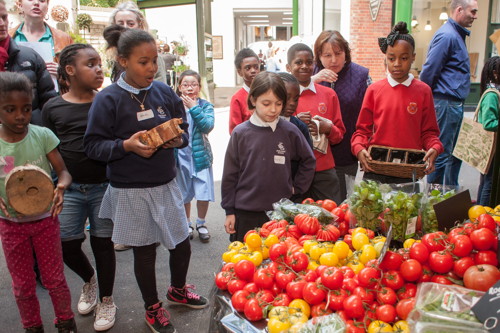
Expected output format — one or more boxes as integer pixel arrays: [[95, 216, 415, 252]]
[[367, 145, 427, 179], [139, 118, 184, 148]]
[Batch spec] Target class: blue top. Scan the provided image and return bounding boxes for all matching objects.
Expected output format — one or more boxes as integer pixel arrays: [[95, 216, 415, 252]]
[[419, 18, 471, 101], [13, 23, 55, 57], [83, 81, 188, 188]]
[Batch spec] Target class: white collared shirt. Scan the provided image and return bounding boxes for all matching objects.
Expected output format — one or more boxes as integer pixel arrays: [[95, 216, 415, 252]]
[[243, 83, 250, 93], [300, 81, 316, 95], [387, 73, 414, 87], [250, 113, 279, 132]]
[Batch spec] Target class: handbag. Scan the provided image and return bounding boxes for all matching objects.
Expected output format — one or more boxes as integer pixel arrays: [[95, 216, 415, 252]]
[[452, 88, 499, 174]]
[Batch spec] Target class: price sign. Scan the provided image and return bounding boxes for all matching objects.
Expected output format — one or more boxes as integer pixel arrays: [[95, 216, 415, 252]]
[[378, 224, 393, 263], [472, 280, 500, 332]]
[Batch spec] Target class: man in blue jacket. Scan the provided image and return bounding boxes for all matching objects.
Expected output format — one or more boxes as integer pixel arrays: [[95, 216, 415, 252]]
[[420, 0, 478, 187]]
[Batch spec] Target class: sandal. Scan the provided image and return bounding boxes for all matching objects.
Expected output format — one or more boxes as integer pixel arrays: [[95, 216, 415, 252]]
[[196, 224, 210, 243]]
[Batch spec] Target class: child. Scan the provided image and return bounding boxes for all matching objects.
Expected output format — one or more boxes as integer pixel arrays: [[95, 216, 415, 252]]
[[0, 72, 75, 332], [287, 43, 345, 203], [229, 48, 260, 133], [476, 56, 500, 206], [175, 70, 215, 242], [351, 22, 443, 183], [84, 26, 208, 333], [42, 44, 116, 331], [221, 71, 316, 242]]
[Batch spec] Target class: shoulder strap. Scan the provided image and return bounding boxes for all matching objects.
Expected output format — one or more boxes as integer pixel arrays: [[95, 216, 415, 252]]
[[473, 88, 499, 122]]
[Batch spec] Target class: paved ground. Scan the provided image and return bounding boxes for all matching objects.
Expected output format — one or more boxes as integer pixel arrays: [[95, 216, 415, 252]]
[[0, 87, 482, 332]]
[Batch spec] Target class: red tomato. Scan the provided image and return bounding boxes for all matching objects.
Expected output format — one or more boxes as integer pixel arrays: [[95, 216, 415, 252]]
[[380, 251, 403, 271], [275, 270, 295, 290], [450, 234, 473, 257], [302, 198, 315, 204], [377, 286, 397, 305], [243, 282, 259, 293], [448, 227, 466, 240], [366, 229, 375, 239], [294, 214, 321, 235], [428, 251, 454, 274], [422, 232, 447, 252], [262, 219, 289, 231], [357, 267, 381, 288], [338, 221, 349, 236], [321, 267, 344, 290], [227, 279, 247, 294], [322, 199, 338, 212], [453, 256, 475, 278], [376, 304, 397, 323], [316, 224, 340, 242], [417, 264, 434, 283], [215, 271, 234, 290], [285, 251, 309, 272], [316, 200, 324, 206], [477, 213, 497, 231], [340, 266, 356, 278], [331, 207, 345, 220], [258, 227, 270, 238], [352, 286, 375, 303], [221, 262, 235, 273], [463, 222, 476, 235], [243, 298, 264, 321], [343, 295, 365, 319], [315, 265, 329, 277], [474, 250, 499, 266], [302, 281, 327, 305], [311, 302, 333, 317], [381, 270, 404, 290], [302, 269, 319, 282], [431, 275, 453, 285], [327, 289, 348, 311], [234, 260, 256, 281], [272, 292, 291, 306], [464, 265, 500, 292], [286, 280, 307, 300], [470, 228, 496, 251], [342, 277, 359, 293], [344, 234, 353, 250], [400, 259, 423, 282], [298, 234, 314, 246], [269, 243, 288, 263], [267, 261, 286, 275], [253, 268, 274, 289], [396, 297, 415, 320], [255, 289, 274, 303], [346, 320, 366, 333], [231, 290, 250, 312]]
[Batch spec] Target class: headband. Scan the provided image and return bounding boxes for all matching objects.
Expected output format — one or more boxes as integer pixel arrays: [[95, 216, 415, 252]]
[[378, 30, 415, 54]]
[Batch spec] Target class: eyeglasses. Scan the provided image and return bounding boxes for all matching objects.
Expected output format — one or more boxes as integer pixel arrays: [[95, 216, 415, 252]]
[[180, 83, 199, 88]]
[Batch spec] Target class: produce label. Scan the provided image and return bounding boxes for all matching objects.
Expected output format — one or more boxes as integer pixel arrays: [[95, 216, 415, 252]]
[[472, 280, 500, 332], [406, 216, 417, 238]]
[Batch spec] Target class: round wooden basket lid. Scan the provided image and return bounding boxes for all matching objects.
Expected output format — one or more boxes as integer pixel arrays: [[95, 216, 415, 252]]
[[5, 165, 54, 216]]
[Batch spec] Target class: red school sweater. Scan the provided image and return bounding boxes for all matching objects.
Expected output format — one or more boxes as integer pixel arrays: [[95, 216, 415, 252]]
[[295, 83, 345, 171], [229, 88, 251, 134], [351, 78, 443, 157]]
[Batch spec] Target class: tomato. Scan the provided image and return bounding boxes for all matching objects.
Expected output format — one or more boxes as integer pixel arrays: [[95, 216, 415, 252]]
[[302, 269, 319, 282], [274, 270, 295, 290], [357, 267, 381, 288], [368, 320, 393, 333], [331, 207, 345, 220], [469, 205, 487, 221], [396, 297, 415, 320], [263, 219, 289, 232], [316, 224, 340, 242], [453, 256, 475, 278], [327, 289, 348, 311], [352, 232, 370, 250], [381, 270, 404, 290], [421, 232, 447, 252], [463, 222, 476, 235], [417, 264, 434, 283], [344, 234, 353, 250], [227, 279, 247, 294], [288, 299, 311, 318], [267, 317, 291, 333], [298, 234, 314, 246], [272, 292, 291, 306], [320, 267, 344, 290], [302, 282, 326, 305], [302, 198, 315, 204], [470, 228, 496, 251], [428, 251, 454, 274], [393, 320, 410, 333], [431, 275, 453, 285], [294, 214, 320, 235], [377, 286, 397, 305], [347, 260, 365, 275], [397, 283, 417, 300], [474, 250, 499, 266], [376, 304, 397, 323], [285, 251, 309, 273], [449, 234, 473, 257], [342, 277, 359, 293], [477, 213, 497, 231], [338, 221, 349, 236], [345, 320, 366, 333], [253, 268, 274, 289], [353, 286, 375, 303], [243, 282, 259, 294], [215, 271, 234, 290], [234, 260, 255, 281], [343, 295, 365, 319], [463, 265, 500, 292], [359, 244, 377, 264], [322, 199, 338, 212], [286, 280, 307, 300], [319, 252, 339, 267], [269, 243, 288, 263], [340, 266, 356, 278], [400, 259, 423, 282], [397, 248, 410, 261], [380, 251, 403, 271], [243, 298, 264, 321], [231, 290, 250, 312], [311, 302, 333, 317]]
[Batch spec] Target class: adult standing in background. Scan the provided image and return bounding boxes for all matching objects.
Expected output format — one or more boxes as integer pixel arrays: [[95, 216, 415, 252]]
[[312, 30, 371, 201], [160, 44, 176, 86], [420, 0, 478, 187], [109, 1, 168, 84]]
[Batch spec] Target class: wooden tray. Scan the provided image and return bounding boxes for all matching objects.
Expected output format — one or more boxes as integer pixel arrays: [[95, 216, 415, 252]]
[[367, 145, 426, 179], [139, 118, 184, 148], [5, 165, 54, 216]]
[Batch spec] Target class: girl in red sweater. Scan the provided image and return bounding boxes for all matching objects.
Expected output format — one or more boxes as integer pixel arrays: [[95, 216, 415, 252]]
[[351, 22, 443, 183]]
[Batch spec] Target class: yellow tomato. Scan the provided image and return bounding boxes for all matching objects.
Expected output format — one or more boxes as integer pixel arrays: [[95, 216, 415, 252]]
[[495, 204, 500, 213], [493, 215, 500, 224], [245, 233, 262, 249], [230, 253, 249, 263], [264, 234, 280, 248], [227, 241, 244, 251], [319, 252, 339, 266], [484, 206, 494, 213], [368, 321, 393, 333], [371, 236, 387, 244], [261, 246, 270, 260], [307, 260, 320, 271], [352, 232, 370, 250], [352, 227, 368, 235], [468, 205, 487, 221], [288, 311, 308, 325], [374, 241, 385, 256], [332, 241, 350, 259], [268, 306, 290, 319], [347, 260, 364, 274], [222, 250, 237, 263], [393, 320, 410, 333], [403, 238, 416, 249], [248, 251, 263, 267], [359, 244, 377, 264], [303, 240, 318, 254], [323, 242, 334, 252], [267, 317, 291, 333], [309, 244, 327, 260], [288, 299, 311, 318]]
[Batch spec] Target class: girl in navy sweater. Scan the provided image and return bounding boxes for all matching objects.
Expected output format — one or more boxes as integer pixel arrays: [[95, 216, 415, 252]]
[[84, 26, 207, 333]]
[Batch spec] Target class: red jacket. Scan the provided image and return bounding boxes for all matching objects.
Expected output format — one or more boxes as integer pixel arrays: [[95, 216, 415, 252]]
[[229, 88, 251, 134]]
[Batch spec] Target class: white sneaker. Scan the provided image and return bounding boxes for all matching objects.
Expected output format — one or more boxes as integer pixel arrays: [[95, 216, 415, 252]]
[[94, 296, 117, 331], [78, 274, 97, 315]]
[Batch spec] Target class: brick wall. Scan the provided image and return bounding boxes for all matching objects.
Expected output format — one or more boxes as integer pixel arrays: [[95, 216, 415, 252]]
[[350, 0, 393, 81]]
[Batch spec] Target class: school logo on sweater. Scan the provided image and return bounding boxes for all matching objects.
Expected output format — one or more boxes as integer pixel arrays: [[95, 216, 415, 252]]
[[318, 103, 327, 114], [157, 106, 167, 118], [274, 142, 286, 164], [407, 102, 418, 115]]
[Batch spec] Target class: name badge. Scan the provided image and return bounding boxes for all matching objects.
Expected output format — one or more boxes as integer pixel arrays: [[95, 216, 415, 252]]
[[274, 155, 285, 164], [137, 109, 154, 121]]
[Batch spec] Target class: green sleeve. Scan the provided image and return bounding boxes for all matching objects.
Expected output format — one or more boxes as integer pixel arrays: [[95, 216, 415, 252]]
[[479, 92, 499, 132]]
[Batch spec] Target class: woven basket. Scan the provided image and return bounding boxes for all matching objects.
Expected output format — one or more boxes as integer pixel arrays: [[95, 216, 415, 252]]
[[367, 145, 426, 179]]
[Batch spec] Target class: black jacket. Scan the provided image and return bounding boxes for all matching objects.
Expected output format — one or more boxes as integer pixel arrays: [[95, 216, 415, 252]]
[[6, 39, 57, 125]]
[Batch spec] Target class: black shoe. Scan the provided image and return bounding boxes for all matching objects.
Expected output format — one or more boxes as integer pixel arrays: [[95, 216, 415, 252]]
[[25, 326, 44, 333], [55, 318, 77, 333], [188, 224, 194, 240], [145, 302, 176, 333], [196, 225, 210, 243]]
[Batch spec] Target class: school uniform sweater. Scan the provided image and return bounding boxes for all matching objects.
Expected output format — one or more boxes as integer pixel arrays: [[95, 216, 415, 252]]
[[229, 87, 251, 134], [351, 78, 443, 157], [221, 119, 316, 215], [295, 83, 345, 171], [84, 82, 188, 188]]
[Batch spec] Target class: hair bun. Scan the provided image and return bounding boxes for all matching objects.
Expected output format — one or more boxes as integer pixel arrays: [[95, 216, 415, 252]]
[[103, 24, 127, 49], [392, 21, 409, 35]]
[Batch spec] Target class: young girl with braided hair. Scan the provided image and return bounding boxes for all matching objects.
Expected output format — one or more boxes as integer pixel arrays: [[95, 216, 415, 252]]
[[351, 21, 443, 183]]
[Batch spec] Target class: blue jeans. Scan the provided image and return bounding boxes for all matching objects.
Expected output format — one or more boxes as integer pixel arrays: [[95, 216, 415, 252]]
[[58, 182, 113, 241], [427, 98, 464, 186], [477, 159, 495, 206]]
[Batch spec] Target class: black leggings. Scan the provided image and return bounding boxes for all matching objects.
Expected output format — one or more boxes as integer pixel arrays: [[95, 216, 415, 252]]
[[133, 237, 191, 308], [61, 236, 116, 301]]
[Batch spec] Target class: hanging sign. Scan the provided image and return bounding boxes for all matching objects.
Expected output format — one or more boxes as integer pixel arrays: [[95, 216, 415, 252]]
[[370, 0, 383, 21]]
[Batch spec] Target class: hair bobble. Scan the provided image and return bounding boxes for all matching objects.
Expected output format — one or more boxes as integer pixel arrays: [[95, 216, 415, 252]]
[[378, 31, 400, 54]]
